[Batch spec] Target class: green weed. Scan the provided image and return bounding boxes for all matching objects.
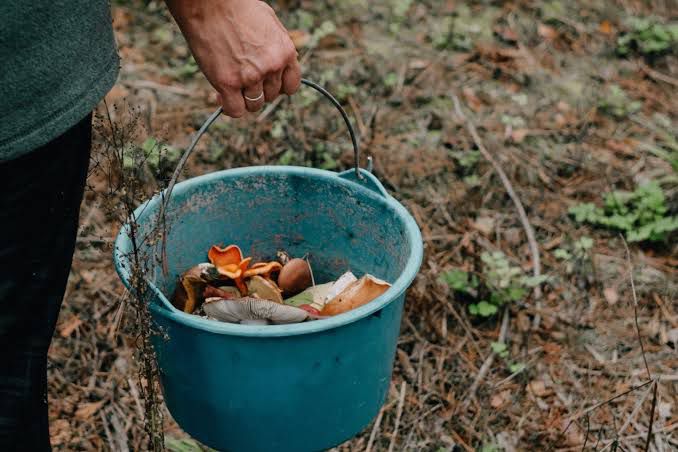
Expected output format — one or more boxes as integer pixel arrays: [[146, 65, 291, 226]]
[[491, 341, 526, 374], [598, 85, 642, 119], [122, 137, 181, 177], [569, 182, 678, 242], [554, 236, 593, 274], [617, 17, 678, 57], [439, 251, 547, 318]]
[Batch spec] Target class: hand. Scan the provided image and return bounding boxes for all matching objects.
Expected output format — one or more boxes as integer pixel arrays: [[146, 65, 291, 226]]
[[166, 0, 301, 117]]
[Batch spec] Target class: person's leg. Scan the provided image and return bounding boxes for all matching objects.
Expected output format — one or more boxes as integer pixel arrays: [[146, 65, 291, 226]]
[[0, 114, 92, 451]]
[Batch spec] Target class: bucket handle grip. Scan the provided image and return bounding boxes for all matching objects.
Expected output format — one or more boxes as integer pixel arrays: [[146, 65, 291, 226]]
[[162, 79, 362, 216]]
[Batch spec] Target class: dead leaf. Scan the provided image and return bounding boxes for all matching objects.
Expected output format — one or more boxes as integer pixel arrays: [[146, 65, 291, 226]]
[[538, 24, 558, 40], [603, 287, 619, 305], [517, 311, 531, 332], [111, 7, 130, 31], [59, 315, 83, 338], [105, 85, 129, 104], [557, 101, 571, 112], [529, 380, 550, 397], [50, 419, 71, 446], [543, 342, 562, 364], [473, 216, 495, 235], [606, 139, 635, 156], [495, 26, 518, 43], [462, 87, 483, 112], [75, 401, 105, 420], [397, 348, 416, 380], [491, 390, 512, 408], [408, 59, 430, 70], [565, 423, 585, 446], [599, 20, 613, 35], [80, 269, 96, 284], [288, 29, 311, 49], [119, 46, 145, 64]]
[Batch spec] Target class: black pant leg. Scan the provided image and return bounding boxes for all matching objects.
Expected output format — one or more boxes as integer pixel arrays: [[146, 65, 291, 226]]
[[0, 114, 92, 452]]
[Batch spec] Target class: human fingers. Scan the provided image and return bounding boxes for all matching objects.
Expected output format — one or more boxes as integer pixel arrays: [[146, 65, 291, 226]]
[[281, 59, 301, 95], [263, 70, 283, 102]]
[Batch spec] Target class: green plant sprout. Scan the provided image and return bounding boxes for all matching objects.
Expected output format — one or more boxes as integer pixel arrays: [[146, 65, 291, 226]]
[[554, 236, 593, 274], [439, 268, 479, 293], [598, 85, 642, 119], [617, 17, 678, 57], [491, 341, 526, 374], [122, 137, 181, 179], [570, 182, 678, 242], [439, 251, 547, 318], [450, 149, 482, 187]]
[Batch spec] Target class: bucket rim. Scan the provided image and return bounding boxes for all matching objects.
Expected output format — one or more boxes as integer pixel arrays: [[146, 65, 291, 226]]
[[114, 165, 423, 337]]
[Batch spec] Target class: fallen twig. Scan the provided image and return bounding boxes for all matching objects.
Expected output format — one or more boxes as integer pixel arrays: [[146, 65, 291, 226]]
[[565, 379, 654, 424], [621, 235, 652, 381], [638, 61, 678, 88], [645, 380, 659, 452], [451, 95, 543, 328], [462, 308, 510, 407], [387, 382, 407, 452], [618, 382, 653, 436], [364, 406, 384, 452]]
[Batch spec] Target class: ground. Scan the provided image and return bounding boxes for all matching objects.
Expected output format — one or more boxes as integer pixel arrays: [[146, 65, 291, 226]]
[[48, 1, 677, 450]]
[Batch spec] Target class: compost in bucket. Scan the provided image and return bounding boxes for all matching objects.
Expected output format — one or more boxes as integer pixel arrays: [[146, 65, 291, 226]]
[[171, 242, 392, 325]]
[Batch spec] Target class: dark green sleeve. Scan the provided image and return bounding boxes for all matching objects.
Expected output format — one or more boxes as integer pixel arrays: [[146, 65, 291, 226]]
[[0, 1, 120, 161]]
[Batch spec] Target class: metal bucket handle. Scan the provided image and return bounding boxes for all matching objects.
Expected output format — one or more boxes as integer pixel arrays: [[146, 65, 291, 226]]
[[162, 79, 362, 217], [157, 79, 363, 276]]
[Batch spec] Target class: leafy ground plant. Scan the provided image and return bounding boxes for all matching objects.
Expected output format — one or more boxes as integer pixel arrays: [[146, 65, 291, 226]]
[[554, 236, 594, 274], [569, 181, 678, 242], [439, 251, 546, 317], [617, 17, 678, 57], [598, 85, 642, 119]]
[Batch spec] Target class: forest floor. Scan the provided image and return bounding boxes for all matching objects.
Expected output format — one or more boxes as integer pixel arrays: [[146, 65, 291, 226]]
[[48, 1, 677, 450]]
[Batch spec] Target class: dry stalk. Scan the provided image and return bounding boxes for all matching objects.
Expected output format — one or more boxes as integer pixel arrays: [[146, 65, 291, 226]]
[[620, 235, 652, 381], [462, 308, 510, 408], [92, 102, 167, 450], [364, 407, 385, 452], [617, 383, 654, 436], [451, 95, 543, 329], [387, 382, 407, 452], [638, 61, 678, 88]]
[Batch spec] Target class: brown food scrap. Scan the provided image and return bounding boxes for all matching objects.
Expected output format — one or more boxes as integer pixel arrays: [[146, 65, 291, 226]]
[[321, 275, 391, 316], [203, 285, 239, 299], [171, 265, 206, 313], [277, 258, 312, 296]]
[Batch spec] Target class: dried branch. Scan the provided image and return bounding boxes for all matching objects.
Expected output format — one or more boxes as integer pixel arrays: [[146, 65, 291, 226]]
[[93, 103, 166, 450], [451, 95, 543, 328]]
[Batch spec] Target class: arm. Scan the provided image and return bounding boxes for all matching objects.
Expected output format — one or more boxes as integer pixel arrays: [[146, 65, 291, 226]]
[[165, 0, 301, 117]]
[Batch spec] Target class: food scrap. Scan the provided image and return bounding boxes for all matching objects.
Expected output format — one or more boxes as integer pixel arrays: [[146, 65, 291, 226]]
[[170, 244, 391, 325]]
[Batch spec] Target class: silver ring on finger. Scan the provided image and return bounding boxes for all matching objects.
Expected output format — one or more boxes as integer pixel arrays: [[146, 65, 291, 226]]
[[243, 92, 264, 102]]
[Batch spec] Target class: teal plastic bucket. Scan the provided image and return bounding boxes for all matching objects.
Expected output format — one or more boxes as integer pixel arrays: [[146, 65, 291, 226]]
[[114, 81, 423, 452]]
